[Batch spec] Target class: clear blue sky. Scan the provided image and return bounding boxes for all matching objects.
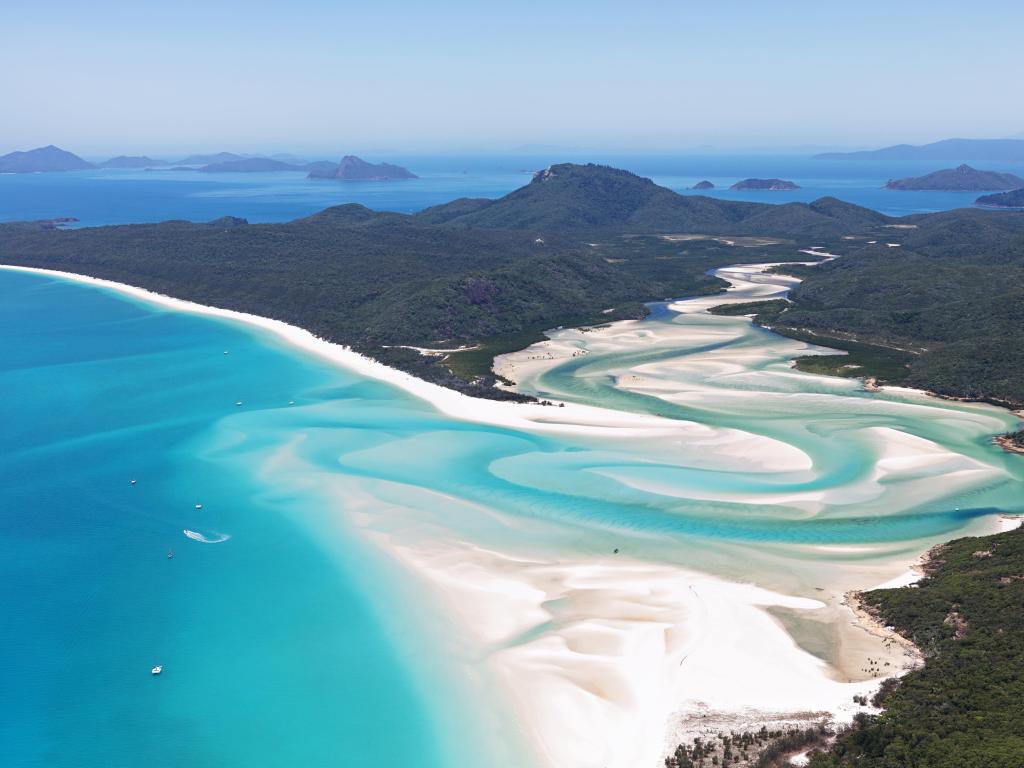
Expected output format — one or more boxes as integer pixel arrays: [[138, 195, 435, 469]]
[[3, 0, 1022, 156]]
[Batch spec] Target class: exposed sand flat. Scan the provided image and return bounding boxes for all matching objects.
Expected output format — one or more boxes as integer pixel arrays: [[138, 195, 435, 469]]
[[364, 529, 912, 768]]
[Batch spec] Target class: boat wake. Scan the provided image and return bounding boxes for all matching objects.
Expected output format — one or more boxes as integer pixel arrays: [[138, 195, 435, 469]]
[[182, 528, 231, 543]]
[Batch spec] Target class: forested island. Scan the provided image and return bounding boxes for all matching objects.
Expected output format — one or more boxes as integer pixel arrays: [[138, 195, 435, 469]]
[[884, 164, 1024, 191], [307, 155, 417, 180], [977, 189, 1024, 209], [2, 162, 1024, 409], [730, 178, 799, 190]]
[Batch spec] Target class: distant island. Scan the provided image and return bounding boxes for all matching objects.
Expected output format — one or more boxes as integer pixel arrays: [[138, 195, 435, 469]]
[[0, 145, 94, 173], [690, 180, 715, 190], [176, 151, 248, 166], [730, 178, 799, 191], [1, 145, 417, 179], [884, 164, 1024, 191], [815, 137, 1024, 162], [197, 158, 306, 173], [99, 155, 170, 169], [308, 155, 417, 181], [976, 188, 1024, 209]]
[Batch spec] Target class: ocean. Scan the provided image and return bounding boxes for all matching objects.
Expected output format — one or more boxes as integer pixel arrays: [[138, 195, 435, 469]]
[[3, 157, 1024, 767], [0, 271, 511, 767], [3, 154, 1023, 227]]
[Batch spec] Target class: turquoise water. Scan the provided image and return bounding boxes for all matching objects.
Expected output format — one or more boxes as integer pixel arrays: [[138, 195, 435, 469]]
[[3, 155, 1023, 226], [2, 267, 1023, 766], [0, 272, 513, 767]]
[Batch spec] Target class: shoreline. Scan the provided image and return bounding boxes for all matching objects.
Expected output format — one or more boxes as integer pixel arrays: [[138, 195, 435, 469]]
[[6, 261, 1022, 768], [368, 532, 916, 768], [0, 264, 697, 441], [6, 262, 906, 766], [996, 433, 1024, 455]]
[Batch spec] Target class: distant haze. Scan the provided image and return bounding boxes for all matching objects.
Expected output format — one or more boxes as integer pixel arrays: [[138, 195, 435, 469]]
[[2, 1, 1022, 155]]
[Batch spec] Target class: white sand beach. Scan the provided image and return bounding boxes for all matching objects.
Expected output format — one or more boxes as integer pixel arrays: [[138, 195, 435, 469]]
[[398, 544, 915, 768], [0, 264, 723, 441]]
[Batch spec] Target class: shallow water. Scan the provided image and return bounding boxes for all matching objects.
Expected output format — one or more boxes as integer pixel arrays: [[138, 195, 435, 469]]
[[509, 264, 1024, 556], [1, 265, 1022, 766]]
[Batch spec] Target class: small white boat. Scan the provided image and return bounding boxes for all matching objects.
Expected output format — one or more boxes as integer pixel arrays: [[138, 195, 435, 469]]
[[235, 401, 243, 406], [130, 479, 137, 485], [223, 350, 229, 355], [195, 504, 203, 510], [288, 400, 295, 406], [151, 665, 162, 675]]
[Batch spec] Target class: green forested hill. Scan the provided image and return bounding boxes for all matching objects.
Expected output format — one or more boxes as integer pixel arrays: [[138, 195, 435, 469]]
[[977, 189, 1024, 209], [417, 164, 888, 236], [883, 164, 1024, 191], [768, 211, 1024, 406]]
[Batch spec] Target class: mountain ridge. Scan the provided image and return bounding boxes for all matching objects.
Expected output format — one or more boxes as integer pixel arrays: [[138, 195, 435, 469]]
[[816, 138, 1024, 162], [417, 163, 883, 235], [0, 145, 95, 173]]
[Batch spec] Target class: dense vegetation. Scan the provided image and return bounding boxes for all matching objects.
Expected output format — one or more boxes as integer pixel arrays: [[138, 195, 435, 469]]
[[3, 162, 1024, 406], [708, 299, 790, 319], [977, 189, 1024, 209], [667, 725, 830, 768], [417, 164, 885, 235], [0, 165, 871, 398], [883, 164, 1024, 191], [766, 210, 1024, 407], [809, 526, 1024, 768], [1003, 429, 1024, 450], [729, 178, 799, 190]]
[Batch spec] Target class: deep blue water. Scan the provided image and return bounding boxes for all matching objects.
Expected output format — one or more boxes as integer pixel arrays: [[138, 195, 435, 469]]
[[3, 154, 1023, 227]]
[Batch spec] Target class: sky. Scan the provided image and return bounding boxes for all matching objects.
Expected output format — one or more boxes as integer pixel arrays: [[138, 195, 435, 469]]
[[3, 0, 1022, 156]]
